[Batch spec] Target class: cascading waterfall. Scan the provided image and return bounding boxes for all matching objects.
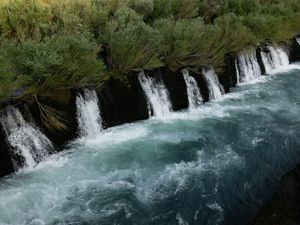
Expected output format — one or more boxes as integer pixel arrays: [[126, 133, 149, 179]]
[[76, 89, 103, 137], [202, 68, 225, 101], [182, 69, 203, 110], [2, 67, 300, 225], [235, 59, 240, 84], [260, 45, 289, 73], [236, 51, 261, 83], [296, 37, 300, 46], [0, 107, 53, 169], [138, 71, 172, 118]]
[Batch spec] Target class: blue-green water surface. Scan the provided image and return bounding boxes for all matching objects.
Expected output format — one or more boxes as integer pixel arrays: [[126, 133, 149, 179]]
[[1, 67, 300, 225]]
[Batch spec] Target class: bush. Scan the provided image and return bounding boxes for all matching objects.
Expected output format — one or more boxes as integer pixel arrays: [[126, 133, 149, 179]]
[[0, 0, 300, 100], [0, 33, 103, 96], [102, 6, 162, 74], [0, 0, 53, 40], [155, 18, 208, 70], [151, 0, 199, 19]]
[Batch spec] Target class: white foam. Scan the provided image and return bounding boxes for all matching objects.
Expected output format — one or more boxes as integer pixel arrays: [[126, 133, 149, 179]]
[[76, 89, 102, 138], [0, 107, 53, 169], [138, 71, 173, 118], [182, 69, 203, 111], [202, 68, 224, 101], [261, 45, 289, 73], [236, 51, 261, 83]]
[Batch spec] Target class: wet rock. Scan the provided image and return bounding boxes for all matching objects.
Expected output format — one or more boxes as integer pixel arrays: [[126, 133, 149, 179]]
[[289, 34, 300, 63], [219, 52, 238, 92], [0, 123, 15, 178], [252, 164, 300, 225], [97, 74, 149, 128], [159, 67, 189, 111]]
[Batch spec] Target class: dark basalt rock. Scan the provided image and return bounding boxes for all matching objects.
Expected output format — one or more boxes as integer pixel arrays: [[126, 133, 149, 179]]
[[27, 90, 79, 149], [0, 124, 15, 178], [97, 74, 149, 128], [252, 164, 300, 225], [159, 67, 189, 111], [189, 70, 210, 103], [289, 34, 300, 63], [219, 52, 238, 93]]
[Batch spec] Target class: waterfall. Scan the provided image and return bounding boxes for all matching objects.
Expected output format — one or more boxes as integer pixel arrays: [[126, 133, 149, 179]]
[[235, 59, 240, 84], [236, 51, 261, 83], [0, 107, 53, 169], [202, 68, 225, 101], [296, 37, 300, 46], [76, 89, 103, 137], [138, 71, 172, 118], [260, 46, 289, 73], [182, 69, 203, 110]]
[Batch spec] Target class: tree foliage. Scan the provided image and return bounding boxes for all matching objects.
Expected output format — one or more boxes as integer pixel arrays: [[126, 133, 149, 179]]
[[0, 0, 300, 99]]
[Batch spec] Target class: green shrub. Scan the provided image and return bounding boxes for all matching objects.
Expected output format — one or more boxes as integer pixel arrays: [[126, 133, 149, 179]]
[[102, 6, 162, 74], [0, 33, 103, 97], [0, 0, 300, 101], [151, 0, 199, 19], [0, 0, 53, 40], [155, 18, 207, 70]]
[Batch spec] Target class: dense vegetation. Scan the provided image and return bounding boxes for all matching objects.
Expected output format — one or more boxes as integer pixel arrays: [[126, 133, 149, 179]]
[[0, 0, 300, 99]]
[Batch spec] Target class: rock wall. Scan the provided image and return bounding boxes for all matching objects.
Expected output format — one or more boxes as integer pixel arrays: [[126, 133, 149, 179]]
[[0, 124, 15, 177], [289, 34, 300, 63], [219, 52, 238, 93], [97, 75, 149, 128], [159, 67, 189, 111]]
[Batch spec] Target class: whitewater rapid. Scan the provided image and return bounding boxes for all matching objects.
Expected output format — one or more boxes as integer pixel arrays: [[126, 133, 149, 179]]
[[0, 65, 300, 225]]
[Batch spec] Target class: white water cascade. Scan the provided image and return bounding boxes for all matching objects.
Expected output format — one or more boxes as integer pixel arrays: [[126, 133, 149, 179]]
[[235, 59, 240, 84], [138, 71, 172, 118], [0, 107, 53, 169], [296, 37, 300, 46], [76, 89, 103, 137], [236, 51, 261, 83], [260, 46, 289, 73], [182, 69, 203, 110], [202, 68, 225, 101]]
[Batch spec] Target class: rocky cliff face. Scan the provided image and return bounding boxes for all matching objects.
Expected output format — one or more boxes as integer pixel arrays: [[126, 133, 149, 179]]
[[97, 75, 149, 128], [219, 52, 238, 93], [0, 124, 14, 177], [159, 67, 189, 111], [289, 34, 300, 63]]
